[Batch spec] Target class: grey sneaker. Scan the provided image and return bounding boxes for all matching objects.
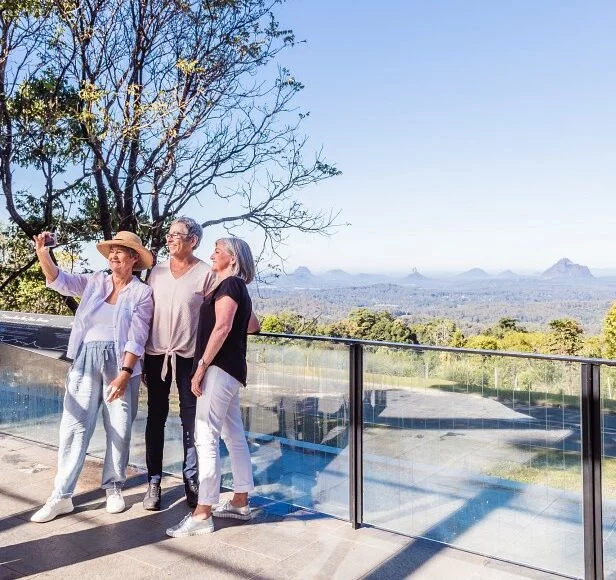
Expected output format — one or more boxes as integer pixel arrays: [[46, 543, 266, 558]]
[[31, 496, 74, 523], [106, 483, 125, 514], [142, 482, 161, 511], [166, 513, 214, 537], [213, 500, 251, 521]]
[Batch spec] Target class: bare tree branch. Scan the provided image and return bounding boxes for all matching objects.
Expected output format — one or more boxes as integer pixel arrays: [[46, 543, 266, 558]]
[[2, 0, 340, 284]]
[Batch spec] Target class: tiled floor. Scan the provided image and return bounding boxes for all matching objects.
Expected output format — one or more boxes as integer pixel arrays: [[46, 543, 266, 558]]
[[0, 433, 570, 579]]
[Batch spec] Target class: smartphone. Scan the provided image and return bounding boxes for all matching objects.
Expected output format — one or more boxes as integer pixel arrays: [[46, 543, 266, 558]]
[[44, 232, 58, 248]]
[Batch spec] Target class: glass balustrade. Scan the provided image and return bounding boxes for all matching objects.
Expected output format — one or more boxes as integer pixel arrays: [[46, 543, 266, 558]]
[[362, 347, 584, 578], [244, 338, 350, 519], [1, 334, 611, 578], [601, 366, 616, 577]]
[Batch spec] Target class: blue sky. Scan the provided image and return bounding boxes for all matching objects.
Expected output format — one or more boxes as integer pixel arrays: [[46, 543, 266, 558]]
[[245, 0, 615, 274], [5, 1, 615, 275]]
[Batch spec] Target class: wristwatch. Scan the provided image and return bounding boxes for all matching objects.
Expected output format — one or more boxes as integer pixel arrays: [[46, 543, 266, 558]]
[[197, 359, 206, 367]]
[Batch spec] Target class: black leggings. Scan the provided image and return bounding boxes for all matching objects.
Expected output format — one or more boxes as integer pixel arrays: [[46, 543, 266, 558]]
[[144, 353, 197, 483]]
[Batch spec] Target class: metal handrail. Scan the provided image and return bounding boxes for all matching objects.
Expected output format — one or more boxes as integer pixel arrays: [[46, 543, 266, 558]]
[[255, 331, 616, 366]]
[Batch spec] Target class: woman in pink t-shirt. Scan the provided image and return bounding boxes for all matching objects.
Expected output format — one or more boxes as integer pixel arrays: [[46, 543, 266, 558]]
[[142, 217, 214, 511]]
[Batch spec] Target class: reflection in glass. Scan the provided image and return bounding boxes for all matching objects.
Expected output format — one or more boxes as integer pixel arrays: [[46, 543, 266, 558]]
[[0, 339, 350, 519], [601, 366, 616, 577], [1, 340, 593, 574], [362, 347, 583, 578], [241, 339, 350, 519]]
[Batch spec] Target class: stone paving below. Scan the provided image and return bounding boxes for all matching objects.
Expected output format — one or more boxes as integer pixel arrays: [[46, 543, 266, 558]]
[[0, 432, 572, 579]]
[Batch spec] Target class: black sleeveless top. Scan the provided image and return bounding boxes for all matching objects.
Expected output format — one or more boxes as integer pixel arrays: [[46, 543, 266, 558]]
[[192, 276, 252, 385]]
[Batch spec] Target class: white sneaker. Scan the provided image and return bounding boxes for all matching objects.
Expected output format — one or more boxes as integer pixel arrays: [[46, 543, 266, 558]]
[[31, 497, 74, 523], [213, 500, 251, 521], [105, 484, 125, 514], [166, 513, 214, 537]]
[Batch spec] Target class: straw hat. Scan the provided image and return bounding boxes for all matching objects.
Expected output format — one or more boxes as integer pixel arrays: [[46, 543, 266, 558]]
[[96, 231, 153, 271]]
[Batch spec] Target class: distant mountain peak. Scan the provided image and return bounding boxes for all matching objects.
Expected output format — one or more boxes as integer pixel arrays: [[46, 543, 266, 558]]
[[325, 268, 352, 277], [497, 269, 519, 278], [541, 258, 593, 279], [556, 257, 573, 267], [457, 267, 489, 279], [292, 266, 313, 276], [404, 267, 427, 281]]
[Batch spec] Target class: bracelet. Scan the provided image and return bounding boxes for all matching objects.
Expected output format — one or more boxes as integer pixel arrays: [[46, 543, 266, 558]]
[[121, 366, 134, 375]]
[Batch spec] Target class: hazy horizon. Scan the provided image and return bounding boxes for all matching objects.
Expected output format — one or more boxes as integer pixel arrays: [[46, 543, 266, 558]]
[[80, 243, 616, 278], [268, 260, 616, 279]]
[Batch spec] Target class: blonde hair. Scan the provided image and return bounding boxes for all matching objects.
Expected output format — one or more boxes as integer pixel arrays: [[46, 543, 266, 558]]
[[215, 237, 256, 284]]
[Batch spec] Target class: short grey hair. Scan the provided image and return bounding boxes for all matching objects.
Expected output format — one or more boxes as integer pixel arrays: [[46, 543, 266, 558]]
[[171, 216, 203, 248], [216, 237, 256, 284]]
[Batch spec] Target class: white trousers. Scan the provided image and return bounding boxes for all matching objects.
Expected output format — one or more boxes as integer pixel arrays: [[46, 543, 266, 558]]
[[195, 365, 254, 505]]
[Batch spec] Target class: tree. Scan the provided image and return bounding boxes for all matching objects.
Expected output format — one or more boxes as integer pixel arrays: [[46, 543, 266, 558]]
[[465, 335, 498, 350], [260, 311, 318, 335], [583, 336, 602, 359], [1, 2, 59, 241], [60, 0, 338, 253], [498, 331, 539, 353], [0, 222, 83, 314], [328, 308, 418, 343], [1, 0, 340, 304], [546, 318, 584, 356], [413, 318, 460, 347], [603, 302, 616, 359], [483, 317, 526, 339], [449, 329, 466, 348], [0, 0, 104, 302]]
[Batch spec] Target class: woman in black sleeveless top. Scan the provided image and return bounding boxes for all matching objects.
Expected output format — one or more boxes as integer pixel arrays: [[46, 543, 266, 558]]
[[166, 237, 260, 538]]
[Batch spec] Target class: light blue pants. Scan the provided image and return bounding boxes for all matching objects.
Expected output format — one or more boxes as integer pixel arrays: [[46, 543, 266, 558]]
[[53, 341, 140, 498]]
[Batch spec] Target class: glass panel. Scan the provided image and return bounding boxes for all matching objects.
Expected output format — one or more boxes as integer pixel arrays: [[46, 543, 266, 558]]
[[362, 347, 583, 578], [0, 343, 148, 460], [0, 339, 350, 520], [601, 366, 616, 577], [240, 337, 350, 519], [0, 345, 66, 443]]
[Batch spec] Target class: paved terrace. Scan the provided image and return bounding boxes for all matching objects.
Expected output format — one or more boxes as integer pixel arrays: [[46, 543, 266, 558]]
[[0, 433, 567, 580]]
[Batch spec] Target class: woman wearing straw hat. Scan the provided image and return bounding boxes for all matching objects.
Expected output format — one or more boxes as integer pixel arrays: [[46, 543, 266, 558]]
[[30, 231, 154, 523]]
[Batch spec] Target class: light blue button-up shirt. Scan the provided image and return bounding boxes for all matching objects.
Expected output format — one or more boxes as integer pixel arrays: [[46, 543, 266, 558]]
[[48, 270, 153, 376]]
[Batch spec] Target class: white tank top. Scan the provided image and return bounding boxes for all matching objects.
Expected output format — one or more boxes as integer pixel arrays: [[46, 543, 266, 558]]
[[83, 301, 116, 343]]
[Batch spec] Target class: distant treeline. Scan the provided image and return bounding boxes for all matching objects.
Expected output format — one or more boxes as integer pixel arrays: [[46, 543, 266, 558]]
[[251, 280, 616, 335], [259, 308, 616, 359], [4, 256, 616, 359]]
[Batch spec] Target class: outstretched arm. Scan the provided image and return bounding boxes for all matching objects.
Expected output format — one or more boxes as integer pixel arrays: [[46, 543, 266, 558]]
[[34, 232, 90, 296]]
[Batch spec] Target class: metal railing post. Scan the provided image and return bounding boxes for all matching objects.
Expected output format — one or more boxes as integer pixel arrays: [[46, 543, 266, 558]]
[[349, 343, 364, 529], [581, 363, 603, 579]]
